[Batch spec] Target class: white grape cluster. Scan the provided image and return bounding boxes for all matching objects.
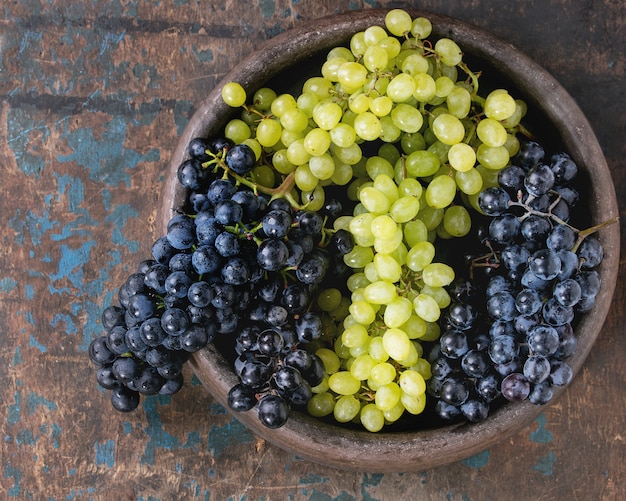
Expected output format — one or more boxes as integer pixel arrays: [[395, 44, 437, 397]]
[[219, 9, 527, 431]]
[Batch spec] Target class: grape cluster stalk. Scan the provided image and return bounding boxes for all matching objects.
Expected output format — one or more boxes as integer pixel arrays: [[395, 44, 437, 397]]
[[88, 9, 612, 431]]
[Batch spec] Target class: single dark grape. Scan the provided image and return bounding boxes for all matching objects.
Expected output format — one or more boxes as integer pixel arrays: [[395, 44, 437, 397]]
[[180, 324, 213, 352], [524, 163, 555, 196], [262, 209, 293, 238], [101, 305, 126, 330], [160, 307, 189, 337], [527, 324, 560, 357], [228, 383, 258, 412], [206, 178, 237, 205], [460, 398, 489, 423], [439, 330, 470, 359], [187, 136, 212, 162], [89, 336, 117, 366], [257, 394, 289, 429], [577, 236, 604, 269], [112, 356, 142, 385], [528, 248, 561, 281], [214, 199, 243, 226], [477, 187, 511, 215], [177, 158, 206, 191], [225, 143, 256, 175], [192, 245, 222, 275], [110, 385, 140, 412], [528, 381, 553, 405], [501, 373, 531, 402], [439, 377, 471, 406]]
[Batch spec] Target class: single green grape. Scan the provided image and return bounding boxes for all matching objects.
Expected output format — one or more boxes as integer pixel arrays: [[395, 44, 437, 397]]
[[308, 153, 336, 180], [350, 354, 376, 380], [354, 111, 382, 141], [406, 240, 435, 271], [476, 117, 508, 147], [431, 113, 465, 145], [387, 73, 417, 102], [401, 391, 427, 415], [252, 87, 277, 110], [398, 369, 426, 397], [349, 299, 377, 325], [363, 44, 389, 72], [328, 371, 362, 395], [484, 89, 517, 120], [390, 103, 424, 133], [302, 76, 333, 99], [373, 253, 402, 282], [334, 394, 361, 422], [343, 245, 375, 268], [366, 156, 394, 180], [389, 195, 420, 223], [313, 100, 343, 130], [360, 403, 385, 432], [476, 144, 510, 170], [413, 73, 437, 102], [270, 93, 297, 117], [443, 205, 471, 237], [375, 382, 402, 411], [221, 81, 247, 107], [255, 117, 282, 147], [434, 37, 463, 66], [383, 296, 413, 328], [363, 280, 397, 305], [294, 163, 319, 191], [224, 118, 251, 144], [338, 61, 368, 92], [401, 314, 427, 339], [280, 107, 309, 132], [385, 8, 413, 36], [370, 95, 394, 117], [425, 174, 457, 208], [413, 293, 441, 322], [304, 127, 332, 156], [421, 262, 455, 287], [448, 142, 476, 172], [454, 167, 483, 195], [307, 392, 335, 417], [405, 149, 440, 177]]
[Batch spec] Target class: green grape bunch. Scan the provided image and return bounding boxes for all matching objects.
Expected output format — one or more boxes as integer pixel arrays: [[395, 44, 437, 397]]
[[215, 8, 532, 431]]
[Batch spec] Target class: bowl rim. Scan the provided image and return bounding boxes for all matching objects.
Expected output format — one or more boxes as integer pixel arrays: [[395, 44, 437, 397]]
[[159, 8, 620, 473]]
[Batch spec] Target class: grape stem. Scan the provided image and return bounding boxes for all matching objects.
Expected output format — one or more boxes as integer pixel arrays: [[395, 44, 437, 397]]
[[509, 190, 619, 252], [204, 154, 302, 208], [572, 216, 619, 253]]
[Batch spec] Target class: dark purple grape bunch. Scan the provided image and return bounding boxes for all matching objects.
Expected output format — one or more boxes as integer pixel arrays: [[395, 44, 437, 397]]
[[428, 140, 607, 423], [228, 318, 326, 429], [90, 135, 353, 418], [89, 257, 213, 413]]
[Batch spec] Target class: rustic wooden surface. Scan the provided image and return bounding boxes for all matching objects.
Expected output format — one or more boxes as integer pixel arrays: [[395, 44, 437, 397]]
[[1, 1, 624, 499]]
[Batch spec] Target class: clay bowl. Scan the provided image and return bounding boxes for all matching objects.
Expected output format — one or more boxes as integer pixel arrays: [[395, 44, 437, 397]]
[[159, 9, 620, 472]]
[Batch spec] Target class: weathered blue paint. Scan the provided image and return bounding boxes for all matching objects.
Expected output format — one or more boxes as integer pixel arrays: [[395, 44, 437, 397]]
[[7, 389, 22, 426], [29, 334, 47, 353], [462, 449, 491, 469], [206, 417, 254, 457], [94, 439, 116, 468], [27, 391, 58, 416], [529, 414, 553, 444], [4, 464, 23, 497], [141, 395, 204, 465], [0, 277, 18, 293], [57, 118, 160, 187], [532, 451, 556, 476]]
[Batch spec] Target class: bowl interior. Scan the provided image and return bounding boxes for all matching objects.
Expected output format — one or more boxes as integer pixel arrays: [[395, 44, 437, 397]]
[[160, 9, 620, 472]]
